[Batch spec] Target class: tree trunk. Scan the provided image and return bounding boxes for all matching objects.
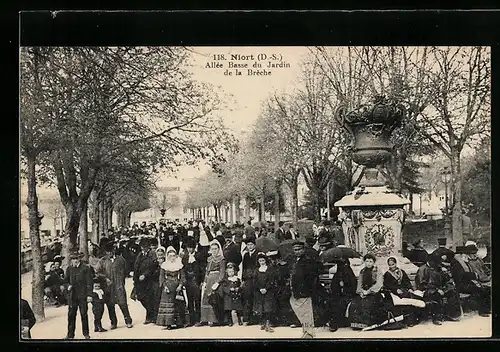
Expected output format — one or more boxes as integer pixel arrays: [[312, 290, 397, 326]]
[[229, 201, 234, 224], [126, 211, 132, 227], [103, 198, 109, 234], [213, 205, 218, 223], [289, 175, 299, 228], [79, 201, 89, 260], [409, 193, 414, 213], [26, 154, 45, 321], [244, 196, 251, 220], [107, 197, 113, 229], [235, 196, 241, 224], [99, 199, 105, 238], [315, 188, 322, 222], [260, 190, 266, 223], [61, 201, 81, 270], [90, 191, 99, 244], [274, 180, 281, 233], [451, 150, 463, 249]]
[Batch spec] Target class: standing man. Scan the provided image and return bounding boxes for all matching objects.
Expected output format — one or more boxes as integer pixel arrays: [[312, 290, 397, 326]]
[[244, 219, 255, 240], [241, 236, 258, 325], [64, 252, 93, 339], [275, 221, 286, 243], [133, 238, 159, 324], [285, 224, 298, 240], [97, 242, 133, 330], [288, 240, 321, 338], [222, 230, 242, 268]]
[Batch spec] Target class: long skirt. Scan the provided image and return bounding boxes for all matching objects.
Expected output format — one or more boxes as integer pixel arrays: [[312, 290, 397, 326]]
[[348, 293, 385, 329], [156, 283, 186, 327], [200, 271, 221, 323], [289, 296, 315, 337]]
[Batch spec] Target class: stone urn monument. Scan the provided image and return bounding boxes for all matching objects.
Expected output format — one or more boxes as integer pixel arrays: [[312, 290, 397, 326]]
[[334, 96, 417, 277]]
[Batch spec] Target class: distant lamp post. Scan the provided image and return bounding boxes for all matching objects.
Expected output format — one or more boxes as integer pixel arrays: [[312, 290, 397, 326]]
[[441, 166, 451, 216]]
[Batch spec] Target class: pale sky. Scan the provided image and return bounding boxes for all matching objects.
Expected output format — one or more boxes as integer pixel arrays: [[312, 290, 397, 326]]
[[159, 46, 312, 187]]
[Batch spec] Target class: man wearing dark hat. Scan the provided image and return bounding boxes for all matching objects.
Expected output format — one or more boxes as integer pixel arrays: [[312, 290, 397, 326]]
[[96, 242, 133, 329], [222, 230, 242, 268], [304, 235, 320, 261], [63, 251, 93, 339], [288, 240, 321, 338], [241, 235, 258, 325], [182, 237, 203, 326], [452, 244, 491, 317], [275, 221, 286, 243], [133, 238, 160, 324], [317, 237, 333, 259], [431, 238, 454, 260]]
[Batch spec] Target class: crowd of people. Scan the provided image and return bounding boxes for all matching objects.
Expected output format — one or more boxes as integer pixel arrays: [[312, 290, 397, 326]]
[[36, 219, 491, 339]]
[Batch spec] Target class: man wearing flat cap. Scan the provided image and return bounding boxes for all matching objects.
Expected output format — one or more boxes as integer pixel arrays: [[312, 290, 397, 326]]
[[133, 237, 160, 324], [409, 239, 429, 268], [63, 251, 93, 339], [288, 240, 321, 338]]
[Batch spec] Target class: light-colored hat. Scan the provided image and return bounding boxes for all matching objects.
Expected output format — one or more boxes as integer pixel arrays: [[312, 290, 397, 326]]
[[464, 240, 477, 248]]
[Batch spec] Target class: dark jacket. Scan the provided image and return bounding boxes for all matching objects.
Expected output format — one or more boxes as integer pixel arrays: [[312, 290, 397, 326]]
[[451, 258, 482, 293], [289, 254, 321, 299], [415, 263, 443, 293], [223, 242, 242, 268], [410, 248, 429, 267], [275, 228, 286, 243], [21, 299, 36, 329], [330, 263, 357, 298], [133, 249, 159, 300], [182, 251, 204, 286], [64, 262, 93, 302], [96, 254, 128, 305], [241, 250, 258, 282]]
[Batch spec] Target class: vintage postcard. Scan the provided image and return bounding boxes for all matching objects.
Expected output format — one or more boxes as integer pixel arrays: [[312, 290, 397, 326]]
[[19, 14, 492, 341]]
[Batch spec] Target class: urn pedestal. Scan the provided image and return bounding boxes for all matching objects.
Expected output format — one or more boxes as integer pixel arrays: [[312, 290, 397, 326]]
[[334, 96, 418, 277], [335, 186, 417, 278]]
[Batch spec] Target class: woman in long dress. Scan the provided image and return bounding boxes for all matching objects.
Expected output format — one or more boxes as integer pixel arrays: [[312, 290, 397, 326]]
[[383, 256, 422, 327], [199, 240, 226, 326], [328, 258, 357, 332], [348, 253, 386, 330], [156, 246, 187, 330]]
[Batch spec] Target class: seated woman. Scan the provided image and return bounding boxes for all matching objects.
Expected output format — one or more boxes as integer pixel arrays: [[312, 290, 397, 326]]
[[383, 257, 414, 298], [348, 253, 385, 330], [328, 258, 357, 332], [383, 257, 423, 327], [156, 246, 187, 330]]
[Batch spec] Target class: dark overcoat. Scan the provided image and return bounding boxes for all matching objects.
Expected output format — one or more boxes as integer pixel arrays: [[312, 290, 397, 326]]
[[97, 254, 128, 305], [133, 249, 159, 300]]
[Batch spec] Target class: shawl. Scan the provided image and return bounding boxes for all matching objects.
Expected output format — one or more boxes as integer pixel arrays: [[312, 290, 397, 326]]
[[207, 239, 224, 264], [258, 265, 268, 273], [93, 288, 104, 300], [199, 231, 210, 246], [227, 275, 239, 282], [161, 247, 184, 272], [387, 267, 403, 284]]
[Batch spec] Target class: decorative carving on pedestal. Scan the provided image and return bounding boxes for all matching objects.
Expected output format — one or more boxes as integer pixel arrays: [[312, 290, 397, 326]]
[[364, 223, 395, 257]]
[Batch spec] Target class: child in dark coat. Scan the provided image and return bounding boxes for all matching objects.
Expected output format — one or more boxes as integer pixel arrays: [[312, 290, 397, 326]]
[[221, 262, 243, 326], [253, 252, 276, 333], [90, 277, 107, 332]]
